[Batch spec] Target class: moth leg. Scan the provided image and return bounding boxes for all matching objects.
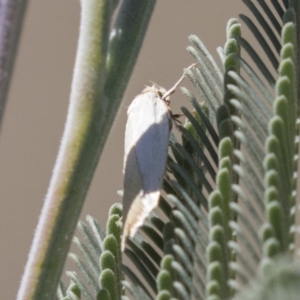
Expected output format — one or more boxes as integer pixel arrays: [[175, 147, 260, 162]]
[[171, 113, 183, 129], [171, 113, 183, 121]]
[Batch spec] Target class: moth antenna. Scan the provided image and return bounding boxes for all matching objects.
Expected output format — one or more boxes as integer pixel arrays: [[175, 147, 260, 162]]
[[162, 63, 197, 100]]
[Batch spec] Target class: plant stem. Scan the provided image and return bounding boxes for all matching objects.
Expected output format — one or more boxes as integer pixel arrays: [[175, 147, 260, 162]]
[[17, 1, 110, 299], [17, 0, 156, 299], [0, 0, 28, 131]]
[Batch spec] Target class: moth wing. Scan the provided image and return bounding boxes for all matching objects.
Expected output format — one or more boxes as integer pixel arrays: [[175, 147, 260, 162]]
[[122, 92, 170, 250], [133, 92, 170, 192]]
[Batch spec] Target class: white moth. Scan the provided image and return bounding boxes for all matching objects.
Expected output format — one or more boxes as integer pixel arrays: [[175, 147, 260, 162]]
[[122, 65, 196, 251]]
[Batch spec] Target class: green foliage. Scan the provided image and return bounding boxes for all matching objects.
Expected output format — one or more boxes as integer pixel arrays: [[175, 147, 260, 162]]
[[58, 205, 123, 300], [60, 1, 300, 299]]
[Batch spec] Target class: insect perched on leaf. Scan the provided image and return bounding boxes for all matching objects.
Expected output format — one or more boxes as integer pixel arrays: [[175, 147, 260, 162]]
[[121, 64, 196, 251]]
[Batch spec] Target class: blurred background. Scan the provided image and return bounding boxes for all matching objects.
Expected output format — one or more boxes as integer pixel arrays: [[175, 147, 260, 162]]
[[0, 1, 249, 298]]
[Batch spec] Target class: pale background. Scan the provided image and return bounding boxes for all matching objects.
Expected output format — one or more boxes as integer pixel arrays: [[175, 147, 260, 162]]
[[0, 1, 253, 298]]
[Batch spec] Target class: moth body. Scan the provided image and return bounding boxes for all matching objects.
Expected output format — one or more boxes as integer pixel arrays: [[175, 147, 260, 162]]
[[121, 64, 196, 250], [121, 85, 170, 250]]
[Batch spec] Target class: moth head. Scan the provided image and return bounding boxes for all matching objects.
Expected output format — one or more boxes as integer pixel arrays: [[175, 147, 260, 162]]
[[143, 83, 167, 99]]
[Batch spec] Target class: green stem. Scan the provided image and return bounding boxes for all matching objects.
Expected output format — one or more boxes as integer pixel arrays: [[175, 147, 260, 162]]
[[17, 1, 110, 299], [104, 0, 157, 115], [0, 0, 28, 131], [17, 0, 156, 298]]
